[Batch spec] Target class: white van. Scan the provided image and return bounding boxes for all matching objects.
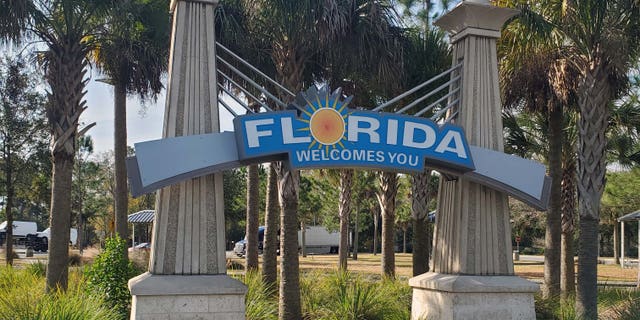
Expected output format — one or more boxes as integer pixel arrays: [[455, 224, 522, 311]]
[[0, 221, 38, 237], [37, 227, 78, 246]]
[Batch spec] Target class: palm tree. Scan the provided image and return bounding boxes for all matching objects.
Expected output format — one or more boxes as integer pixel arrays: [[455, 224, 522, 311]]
[[217, 0, 404, 316], [377, 171, 398, 277], [411, 170, 433, 275], [93, 0, 170, 254], [505, 2, 640, 316], [261, 164, 279, 286], [337, 169, 353, 270], [245, 162, 260, 271], [499, 7, 583, 295], [399, 28, 450, 277], [560, 113, 578, 297], [1, 0, 111, 292]]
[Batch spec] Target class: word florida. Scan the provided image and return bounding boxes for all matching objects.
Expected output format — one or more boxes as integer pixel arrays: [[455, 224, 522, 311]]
[[233, 109, 475, 173]]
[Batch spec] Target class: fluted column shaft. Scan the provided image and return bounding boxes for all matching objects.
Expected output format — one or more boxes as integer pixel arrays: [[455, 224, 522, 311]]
[[149, 0, 225, 275], [431, 2, 519, 275]]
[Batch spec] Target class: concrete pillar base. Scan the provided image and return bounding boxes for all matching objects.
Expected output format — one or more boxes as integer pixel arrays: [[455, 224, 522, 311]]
[[129, 272, 247, 320], [409, 273, 539, 320]]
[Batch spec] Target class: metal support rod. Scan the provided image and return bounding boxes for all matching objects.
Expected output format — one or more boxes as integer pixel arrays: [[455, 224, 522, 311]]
[[218, 70, 272, 112], [218, 97, 239, 117], [411, 86, 460, 117], [395, 77, 461, 115], [218, 84, 252, 113], [426, 98, 460, 119], [373, 63, 462, 112], [442, 110, 459, 124], [216, 42, 296, 97], [216, 55, 288, 109]]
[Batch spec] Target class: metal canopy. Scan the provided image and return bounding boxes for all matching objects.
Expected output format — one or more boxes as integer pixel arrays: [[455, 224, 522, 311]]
[[128, 210, 155, 224], [618, 210, 640, 222]]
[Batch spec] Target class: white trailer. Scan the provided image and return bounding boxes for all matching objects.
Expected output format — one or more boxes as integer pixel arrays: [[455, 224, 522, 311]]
[[298, 226, 340, 254]]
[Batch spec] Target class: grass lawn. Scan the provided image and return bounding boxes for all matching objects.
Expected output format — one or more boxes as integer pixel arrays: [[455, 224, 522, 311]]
[[3, 248, 637, 283], [230, 252, 640, 283]]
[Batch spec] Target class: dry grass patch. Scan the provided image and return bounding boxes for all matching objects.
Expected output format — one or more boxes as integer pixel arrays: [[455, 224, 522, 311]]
[[230, 253, 639, 282]]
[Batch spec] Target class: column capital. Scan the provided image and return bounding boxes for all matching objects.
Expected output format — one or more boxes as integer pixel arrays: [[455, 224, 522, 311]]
[[171, 0, 219, 12], [434, 1, 518, 40]]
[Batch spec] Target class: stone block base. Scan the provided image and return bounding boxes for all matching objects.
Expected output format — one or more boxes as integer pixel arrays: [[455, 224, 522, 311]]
[[409, 273, 539, 320], [129, 272, 247, 320]]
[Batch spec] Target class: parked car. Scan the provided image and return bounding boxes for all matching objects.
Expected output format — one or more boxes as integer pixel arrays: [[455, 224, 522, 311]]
[[234, 226, 265, 257]]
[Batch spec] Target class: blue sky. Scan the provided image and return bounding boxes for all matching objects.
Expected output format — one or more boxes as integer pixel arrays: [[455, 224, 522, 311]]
[[83, 77, 240, 155]]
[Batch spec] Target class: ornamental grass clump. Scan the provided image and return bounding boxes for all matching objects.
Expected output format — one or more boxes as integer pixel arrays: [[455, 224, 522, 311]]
[[236, 271, 278, 320], [0, 266, 119, 319], [300, 270, 410, 320]]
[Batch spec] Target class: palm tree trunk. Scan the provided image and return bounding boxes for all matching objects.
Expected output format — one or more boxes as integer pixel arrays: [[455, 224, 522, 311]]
[[561, 156, 577, 297], [411, 170, 431, 276], [378, 171, 398, 278], [114, 81, 129, 255], [274, 44, 303, 320], [262, 164, 279, 287], [277, 164, 301, 320], [576, 67, 610, 320], [245, 164, 260, 271], [338, 169, 353, 270], [46, 155, 73, 292], [44, 40, 86, 292], [544, 105, 563, 298]]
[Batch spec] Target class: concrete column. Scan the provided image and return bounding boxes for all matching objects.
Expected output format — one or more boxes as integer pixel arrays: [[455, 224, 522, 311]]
[[409, 2, 538, 319], [129, 1, 246, 319]]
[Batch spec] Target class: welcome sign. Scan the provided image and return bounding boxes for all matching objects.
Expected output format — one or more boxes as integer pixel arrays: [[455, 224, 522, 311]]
[[127, 85, 550, 210], [234, 89, 474, 173]]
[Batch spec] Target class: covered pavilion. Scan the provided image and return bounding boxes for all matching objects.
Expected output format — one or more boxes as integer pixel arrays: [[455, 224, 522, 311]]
[[128, 210, 154, 247], [618, 210, 640, 287]]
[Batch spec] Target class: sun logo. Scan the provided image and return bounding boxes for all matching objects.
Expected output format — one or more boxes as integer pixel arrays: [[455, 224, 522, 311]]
[[293, 86, 352, 153]]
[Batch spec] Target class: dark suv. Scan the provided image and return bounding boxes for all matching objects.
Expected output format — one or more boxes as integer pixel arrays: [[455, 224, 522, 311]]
[[233, 226, 265, 257]]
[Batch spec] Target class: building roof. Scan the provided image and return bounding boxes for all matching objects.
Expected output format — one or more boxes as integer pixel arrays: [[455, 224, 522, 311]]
[[618, 210, 640, 222], [128, 210, 155, 224]]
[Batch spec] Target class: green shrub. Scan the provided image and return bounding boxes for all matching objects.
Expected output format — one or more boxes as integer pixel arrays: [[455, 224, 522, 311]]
[[84, 235, 139, 318], [0, 266, 120, 319]]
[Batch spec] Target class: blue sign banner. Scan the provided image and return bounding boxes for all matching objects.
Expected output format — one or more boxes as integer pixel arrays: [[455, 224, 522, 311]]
[[129, 85, 549, 210], [233, 93, 475, 173]]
